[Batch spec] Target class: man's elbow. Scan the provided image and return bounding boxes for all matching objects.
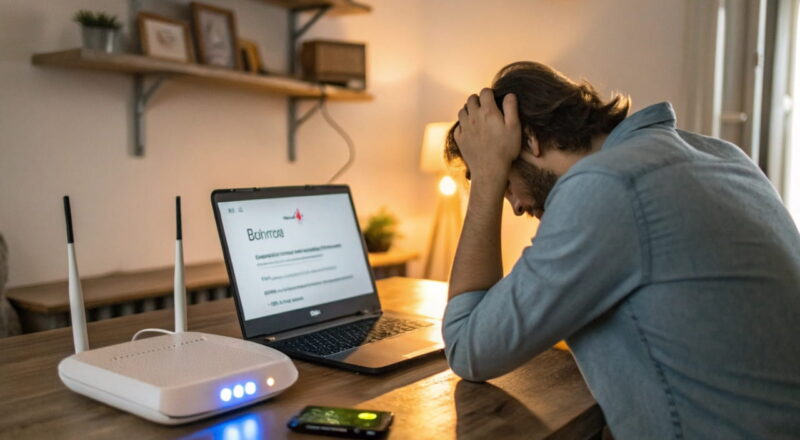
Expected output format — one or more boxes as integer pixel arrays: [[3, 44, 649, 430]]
[[448, 360, 492, 382], [444, 340, 499, 382]]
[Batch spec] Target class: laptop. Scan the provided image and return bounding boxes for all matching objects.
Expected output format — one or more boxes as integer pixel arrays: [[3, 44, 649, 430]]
[[211, 185, 443, 374]]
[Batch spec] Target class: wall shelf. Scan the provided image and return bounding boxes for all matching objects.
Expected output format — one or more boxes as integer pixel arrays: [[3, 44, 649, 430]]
[[32, 0, 371, 159], [31, 49, 372, 101], [259, 0, 371, 16], [31, 48, 371, 158]]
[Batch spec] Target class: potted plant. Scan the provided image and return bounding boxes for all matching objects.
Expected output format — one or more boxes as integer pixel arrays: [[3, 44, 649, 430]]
[[362, 208, 399, 253], [74, 10, 122, 53]]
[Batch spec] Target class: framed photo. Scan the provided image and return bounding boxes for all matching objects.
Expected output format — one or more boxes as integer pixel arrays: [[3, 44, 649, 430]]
[[191, 2, 240, 69], [238, 39, 266, 74], [137, 12, 194, 63]]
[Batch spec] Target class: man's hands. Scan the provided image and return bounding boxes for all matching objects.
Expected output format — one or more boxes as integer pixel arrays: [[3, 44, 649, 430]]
[[448, 89, 520, 299], [455, 89, 521, 185]]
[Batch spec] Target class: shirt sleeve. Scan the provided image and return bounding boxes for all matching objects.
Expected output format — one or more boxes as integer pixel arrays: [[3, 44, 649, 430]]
[[443, 172, 645, 381]]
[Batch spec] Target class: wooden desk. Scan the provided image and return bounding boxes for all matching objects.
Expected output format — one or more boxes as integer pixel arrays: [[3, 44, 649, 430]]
[[0, 277, 602, 439], [6, 251, 419, 333]]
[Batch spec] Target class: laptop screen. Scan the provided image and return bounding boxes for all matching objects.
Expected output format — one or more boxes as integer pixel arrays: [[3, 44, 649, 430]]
[[213, 186, 380, 338]]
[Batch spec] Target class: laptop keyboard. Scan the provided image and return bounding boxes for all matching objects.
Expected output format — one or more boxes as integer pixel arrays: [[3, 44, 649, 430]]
[[268, 316, 433, 357]]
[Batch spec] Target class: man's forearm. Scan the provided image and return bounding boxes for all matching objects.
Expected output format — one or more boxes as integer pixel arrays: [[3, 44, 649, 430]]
[[448, 177, 506, 299]]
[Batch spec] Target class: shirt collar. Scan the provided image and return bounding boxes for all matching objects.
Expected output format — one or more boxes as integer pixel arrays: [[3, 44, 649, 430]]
[[603, 102, 676, 149]]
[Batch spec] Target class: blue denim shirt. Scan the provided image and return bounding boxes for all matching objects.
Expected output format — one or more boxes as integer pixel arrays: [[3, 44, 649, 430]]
[[443, 102, 800, 439]]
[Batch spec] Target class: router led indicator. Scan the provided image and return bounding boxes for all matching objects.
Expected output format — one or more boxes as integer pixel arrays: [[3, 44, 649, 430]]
[[233, 385, 244, 398], [220, 388, 232, 402], [244, 381, 256, 395], [266, 377, 275, 387]]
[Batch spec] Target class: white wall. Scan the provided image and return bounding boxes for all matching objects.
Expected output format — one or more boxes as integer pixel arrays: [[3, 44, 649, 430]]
[[0, 0, 690, 287]]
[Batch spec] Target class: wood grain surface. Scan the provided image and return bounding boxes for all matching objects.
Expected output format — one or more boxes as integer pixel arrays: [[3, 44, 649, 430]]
[[31, 50, 373, 101], [357, 349, 604, 440], [257, 0, 371, 15], [0, 277, 600, 439]]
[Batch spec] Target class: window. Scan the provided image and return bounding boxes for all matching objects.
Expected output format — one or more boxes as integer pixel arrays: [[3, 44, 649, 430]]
[[686, 0, 800, 225], [784, 0, 800, 224]]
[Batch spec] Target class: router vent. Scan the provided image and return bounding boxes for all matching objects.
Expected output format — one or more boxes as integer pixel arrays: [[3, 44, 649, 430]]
[[112, 336, 206, 362]]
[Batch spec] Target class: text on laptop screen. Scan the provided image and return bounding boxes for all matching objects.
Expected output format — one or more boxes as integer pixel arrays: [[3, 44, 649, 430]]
[[219, 193, 374, 321]]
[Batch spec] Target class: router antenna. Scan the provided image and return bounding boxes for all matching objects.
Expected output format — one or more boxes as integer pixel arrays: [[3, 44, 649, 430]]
[[174, 196, 187, 333], [64, 196, 89, 353]]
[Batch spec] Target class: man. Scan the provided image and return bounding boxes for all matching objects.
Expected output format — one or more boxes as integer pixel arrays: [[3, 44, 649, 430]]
[[442, 61, 800, 439]]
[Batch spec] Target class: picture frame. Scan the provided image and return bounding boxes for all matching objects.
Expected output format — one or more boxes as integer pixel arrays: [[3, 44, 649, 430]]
[[137, 12, 195, 63], [238, 39, 266, 74], [191, 2, 241, 69]]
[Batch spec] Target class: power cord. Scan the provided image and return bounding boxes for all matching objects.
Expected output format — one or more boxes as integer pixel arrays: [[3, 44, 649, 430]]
[[321, 98, 356, 184], [313, 85, 356, 184]]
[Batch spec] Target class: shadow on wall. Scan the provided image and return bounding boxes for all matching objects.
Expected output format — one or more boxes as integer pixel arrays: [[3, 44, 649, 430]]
[[0, 6, 55, 61]]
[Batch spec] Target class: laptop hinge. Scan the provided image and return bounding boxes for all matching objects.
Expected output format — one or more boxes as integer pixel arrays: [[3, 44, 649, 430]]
[[262, 309, 382, 342]]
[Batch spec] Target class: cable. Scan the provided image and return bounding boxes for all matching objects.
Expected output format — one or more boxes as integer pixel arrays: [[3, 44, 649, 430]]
[[132, 328, 175, 341], [314, 86, 356, 184], [322, 99, 356, 183]]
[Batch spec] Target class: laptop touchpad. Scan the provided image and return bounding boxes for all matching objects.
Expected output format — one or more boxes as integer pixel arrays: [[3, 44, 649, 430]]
[[328, 327, 443, 368]]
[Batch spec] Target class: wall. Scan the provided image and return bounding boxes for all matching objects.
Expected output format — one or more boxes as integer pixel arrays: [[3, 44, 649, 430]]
[[0, 0, 432, 287], [0, 0, 690, 287]]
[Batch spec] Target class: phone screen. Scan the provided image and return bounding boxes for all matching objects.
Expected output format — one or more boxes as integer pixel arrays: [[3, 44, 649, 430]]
[[297, 406, 391, 428], [289, 405, 393, 438]]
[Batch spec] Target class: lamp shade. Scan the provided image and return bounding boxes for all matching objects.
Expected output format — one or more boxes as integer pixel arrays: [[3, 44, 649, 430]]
[[419, 122, 454, 173]]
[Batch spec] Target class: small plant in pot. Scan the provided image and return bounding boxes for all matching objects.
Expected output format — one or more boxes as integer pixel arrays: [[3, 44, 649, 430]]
[[362, 208, 400, 253], [74, 10, 122, 53]]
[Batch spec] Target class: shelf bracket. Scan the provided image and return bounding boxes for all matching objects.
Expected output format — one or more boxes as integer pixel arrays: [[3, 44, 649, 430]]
[[288, 96, 324, 162], [288, 5, 332, 75], [286, 4, 331, 161], [133, 74, 165, 157]]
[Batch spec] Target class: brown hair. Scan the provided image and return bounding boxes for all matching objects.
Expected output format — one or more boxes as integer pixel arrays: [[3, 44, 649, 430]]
[[445, 61, 631, 169]]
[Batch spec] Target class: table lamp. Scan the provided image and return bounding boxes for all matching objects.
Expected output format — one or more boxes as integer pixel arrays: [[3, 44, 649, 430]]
[[420, 122, 463, 280]]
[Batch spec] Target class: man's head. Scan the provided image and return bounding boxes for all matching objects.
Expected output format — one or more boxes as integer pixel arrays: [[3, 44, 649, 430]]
[[445, 61, 631, 217]]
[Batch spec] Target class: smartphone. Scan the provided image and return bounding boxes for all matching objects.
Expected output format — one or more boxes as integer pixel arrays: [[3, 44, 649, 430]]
[[287, 405, 394, 438]]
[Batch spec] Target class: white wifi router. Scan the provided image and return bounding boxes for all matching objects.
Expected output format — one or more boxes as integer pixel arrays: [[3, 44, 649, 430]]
[[58, 196, 298, 425]]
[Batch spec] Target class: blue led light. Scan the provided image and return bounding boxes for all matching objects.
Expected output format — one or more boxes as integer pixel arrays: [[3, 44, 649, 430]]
[[243, 418, 258, 439], [233, 384, 244, 398], [220, 387, 232, 402], [244, 381, 256, 395], [190, 414, 263, 440], [223, 425, 241, 440]]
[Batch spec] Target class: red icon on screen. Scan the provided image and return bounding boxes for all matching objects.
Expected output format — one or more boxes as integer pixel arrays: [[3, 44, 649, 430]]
[[282, 209, 304, 223]]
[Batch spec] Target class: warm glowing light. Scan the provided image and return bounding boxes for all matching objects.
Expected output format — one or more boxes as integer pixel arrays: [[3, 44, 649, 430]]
[[358, 412, 378, 420], [420, 122, 454, 173], [438, 175, 457, 196], [233, 385, 244, 398], [266, 377, 275, 387], [220, 387, 232, 402], [244, 381, 256, 395]]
